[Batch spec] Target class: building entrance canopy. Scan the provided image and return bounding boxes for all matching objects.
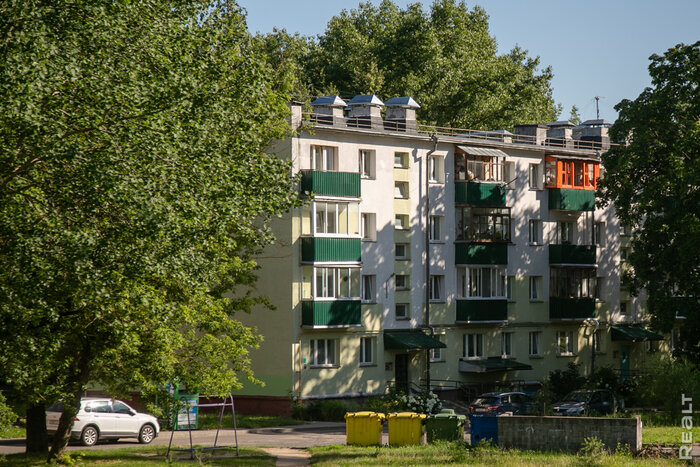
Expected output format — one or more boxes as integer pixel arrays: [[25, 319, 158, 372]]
[[610, 324, 664, 342], [384, 331, 446, 351]]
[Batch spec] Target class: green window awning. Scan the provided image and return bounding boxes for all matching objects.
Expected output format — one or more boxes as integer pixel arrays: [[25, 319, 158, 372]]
[[611, 324, 664, 342], [459, 357, 533, 373], [384, 331, 447, 351]]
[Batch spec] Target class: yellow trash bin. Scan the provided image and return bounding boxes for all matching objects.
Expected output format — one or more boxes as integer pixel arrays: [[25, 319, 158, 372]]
[[387, 412, 426, 446], [345, 411, 385, 446]]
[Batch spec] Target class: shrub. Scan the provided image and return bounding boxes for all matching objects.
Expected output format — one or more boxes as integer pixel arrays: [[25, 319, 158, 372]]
[[0, 392, 17, 430], [294, 399, 358, 422], [361, 390, 443, 415]]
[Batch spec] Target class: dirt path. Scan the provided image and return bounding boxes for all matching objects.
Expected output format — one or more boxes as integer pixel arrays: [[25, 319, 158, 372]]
[[262, 447, 311, 466]]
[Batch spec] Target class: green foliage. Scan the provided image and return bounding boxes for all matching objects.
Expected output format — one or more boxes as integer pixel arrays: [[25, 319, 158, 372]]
[[579, 436, 606, 457], [361, 390, 442, 414], [547, 362, 587, 401], [632, 356, 700, 420], [569, 105, 582, 125], [0, 0, 300, 457], [294, 399, 359, 422], [598, 41, 700, 362], [260, 0, 558, 129], [0, 392, 17, 431]]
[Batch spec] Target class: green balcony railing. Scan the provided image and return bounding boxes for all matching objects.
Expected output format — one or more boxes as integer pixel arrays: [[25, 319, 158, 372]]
[[301, 237, 361, 262], [548, 188, 595, 211], [455, 182, 506, 206], [301, 300, 361, 327], [549, 297, 596, 320], [549, 244, 596, 264], [300, 170, 360, 198], [456, 300, 507, 322], [455, 243, 508, 265]]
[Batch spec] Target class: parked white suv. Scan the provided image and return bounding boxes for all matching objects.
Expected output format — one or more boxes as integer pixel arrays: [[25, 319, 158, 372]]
[[46, 398, 160, 446]]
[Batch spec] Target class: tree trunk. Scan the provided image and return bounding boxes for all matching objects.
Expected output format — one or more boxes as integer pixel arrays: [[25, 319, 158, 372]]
[[25, 402, 48, 454]]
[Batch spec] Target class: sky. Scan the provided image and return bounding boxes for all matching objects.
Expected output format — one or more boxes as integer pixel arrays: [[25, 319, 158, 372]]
[[238, 0, 699, 125]]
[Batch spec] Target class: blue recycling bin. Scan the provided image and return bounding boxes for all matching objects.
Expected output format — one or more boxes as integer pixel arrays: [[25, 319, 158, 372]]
[[470, 414, 498, 444]]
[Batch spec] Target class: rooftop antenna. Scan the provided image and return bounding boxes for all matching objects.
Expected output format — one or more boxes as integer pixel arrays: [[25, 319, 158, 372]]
[[594, 96, 601, 120]]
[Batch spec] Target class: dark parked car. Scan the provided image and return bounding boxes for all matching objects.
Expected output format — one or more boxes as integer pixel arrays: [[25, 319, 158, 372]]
[[468, 392, 534, 416], [552, 389, 616, 416]]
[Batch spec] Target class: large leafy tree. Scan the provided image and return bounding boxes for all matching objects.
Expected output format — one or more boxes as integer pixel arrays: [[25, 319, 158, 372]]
[[257, 0, 559, 129], [598, 41, 700, 362], [0, 0, 299, 460]]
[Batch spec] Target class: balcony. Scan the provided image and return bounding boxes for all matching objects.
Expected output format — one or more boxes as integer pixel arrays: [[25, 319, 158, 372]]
[[548, 188, 595, 211], [455, 243, 508, 265], [301, 237, 361, 263], [301, 300, 361, 327], [455, 182, 506, 206], [549, 297, 595, 320], [456, 300, 507, 322], [549, 244, 596, 265], [300, 170, 360, 198]]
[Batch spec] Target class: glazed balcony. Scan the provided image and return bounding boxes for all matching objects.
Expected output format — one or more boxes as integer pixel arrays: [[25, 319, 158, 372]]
[[548, 187, 595, 211], [301, 300, 361, 327], [455, 182, 506, 206], [301, 237, 361, 263], [300, 170, 361, 198]]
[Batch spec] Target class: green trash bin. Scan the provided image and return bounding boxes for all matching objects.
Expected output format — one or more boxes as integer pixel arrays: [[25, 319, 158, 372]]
[[426, 409, 466, 443]]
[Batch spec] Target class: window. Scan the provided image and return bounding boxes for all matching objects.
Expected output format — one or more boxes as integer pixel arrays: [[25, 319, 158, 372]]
[[507, 276, 515, 301], [529, 276, 542, 301], [394, 181, 409, 199], [621, 247, 630, 262], [458, 267, 507, 299], [429, 215, 442, 242], [593, 329, 602, 353], [112, 401, 132, 414], [504, 161, 515, 183], [501, 332, 513, 357], [545, 157, 598, 189], [529, 331, 541, 356], [395, 303, 409, 319], [464, 333, 483, 359], [362, 275, 376, 302], [311, 145, 337, 171], [545, 159, 557, 186], [395, 243, 409, 260], [394, 152, 409, 168], [620, 301, 628, 315], [395, 275, 409, 290], [429, 156, 445, 183], [557, 331, 575, 356], [360, 337, 375, 365], [528, 219, 541, 244], [454, 152, 504, 182], [550, 267, 596, 299], [314, 267, 360, 299], [593, 222, 605, 246], [558, 221, 574, 244], [528, 163, 541, 189], [395, 214, 409, 230], [429, 275, 444, 301], [314, 201, 360, 235], [359, 150, 375, 179], [456, 206, 511, 242], [361, 213, 376, 241], [621, 224, 632, 236], [310, 339, 337, 366], [430, 335, 444, 362]]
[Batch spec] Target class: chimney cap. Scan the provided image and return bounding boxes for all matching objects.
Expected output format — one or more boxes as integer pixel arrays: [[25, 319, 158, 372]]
[[385, 97, 420, 108], [546, 120, 574, 128], [580, 119, 612, 127], [347, 94, 384, 106], [311, 95, 347, 107]]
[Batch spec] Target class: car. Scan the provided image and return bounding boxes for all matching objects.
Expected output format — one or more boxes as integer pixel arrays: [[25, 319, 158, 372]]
[[46, 397, 160, 446], [552, 389, 616, 416], [468, 392, 534, 416]]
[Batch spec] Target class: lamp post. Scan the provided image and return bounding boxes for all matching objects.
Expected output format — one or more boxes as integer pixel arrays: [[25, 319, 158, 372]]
[[583, 317, 599, 377]]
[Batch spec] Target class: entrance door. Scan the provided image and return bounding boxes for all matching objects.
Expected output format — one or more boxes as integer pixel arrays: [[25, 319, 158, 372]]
[[395, 354, 409, 394], [620, 346, 630, 379]]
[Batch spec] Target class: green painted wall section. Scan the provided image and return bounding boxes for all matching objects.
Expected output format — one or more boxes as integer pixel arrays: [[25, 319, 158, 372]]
[[456, 300, 508, 322], [301, 237, 361, 262], [300, 170, 360, 198], [548, 188, 595, 211], [549, 244, 596, 264], [301, 300, 361, 326], [455, 243, 508, 265], [455, 182, 506, 206], [549, 297, 596, 319]]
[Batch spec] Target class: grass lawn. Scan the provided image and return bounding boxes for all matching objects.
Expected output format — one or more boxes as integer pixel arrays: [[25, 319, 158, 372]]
[[643, 425, 700, 445], [0, 446, 274, 466], [196, 413, 305, 430], [309, 443, 685, 466]]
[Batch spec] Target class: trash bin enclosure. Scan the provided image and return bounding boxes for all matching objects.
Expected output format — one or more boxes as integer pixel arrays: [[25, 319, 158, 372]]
[[470, 414, 498, 444], [387, 412, 426, 446], [345, 411, 385, 446], [426, 409, 466, 443]]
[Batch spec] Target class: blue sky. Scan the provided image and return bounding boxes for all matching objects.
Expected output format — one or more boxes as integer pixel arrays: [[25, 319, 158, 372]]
[[238, 0, 699, 124]]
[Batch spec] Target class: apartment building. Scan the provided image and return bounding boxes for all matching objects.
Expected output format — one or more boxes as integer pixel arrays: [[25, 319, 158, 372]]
[[233, 95, 672, 414]]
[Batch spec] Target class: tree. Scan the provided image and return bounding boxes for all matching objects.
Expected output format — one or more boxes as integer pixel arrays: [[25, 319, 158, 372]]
[[569, 105, 582, 125], [598, 41, 700, 362], [259, 0, 558, 129], [0, 0, 299, 460]]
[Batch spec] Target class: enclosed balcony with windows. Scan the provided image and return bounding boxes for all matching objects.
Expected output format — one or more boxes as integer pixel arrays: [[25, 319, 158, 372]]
[[301, 266, 361, 327], [549, 267, 597, 320], [454, 147, 507, 206], [456, 266, 508, 322], [545, 156, 598, 211], [300, 201, 361, 262], [455, 206, 510, 266]]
